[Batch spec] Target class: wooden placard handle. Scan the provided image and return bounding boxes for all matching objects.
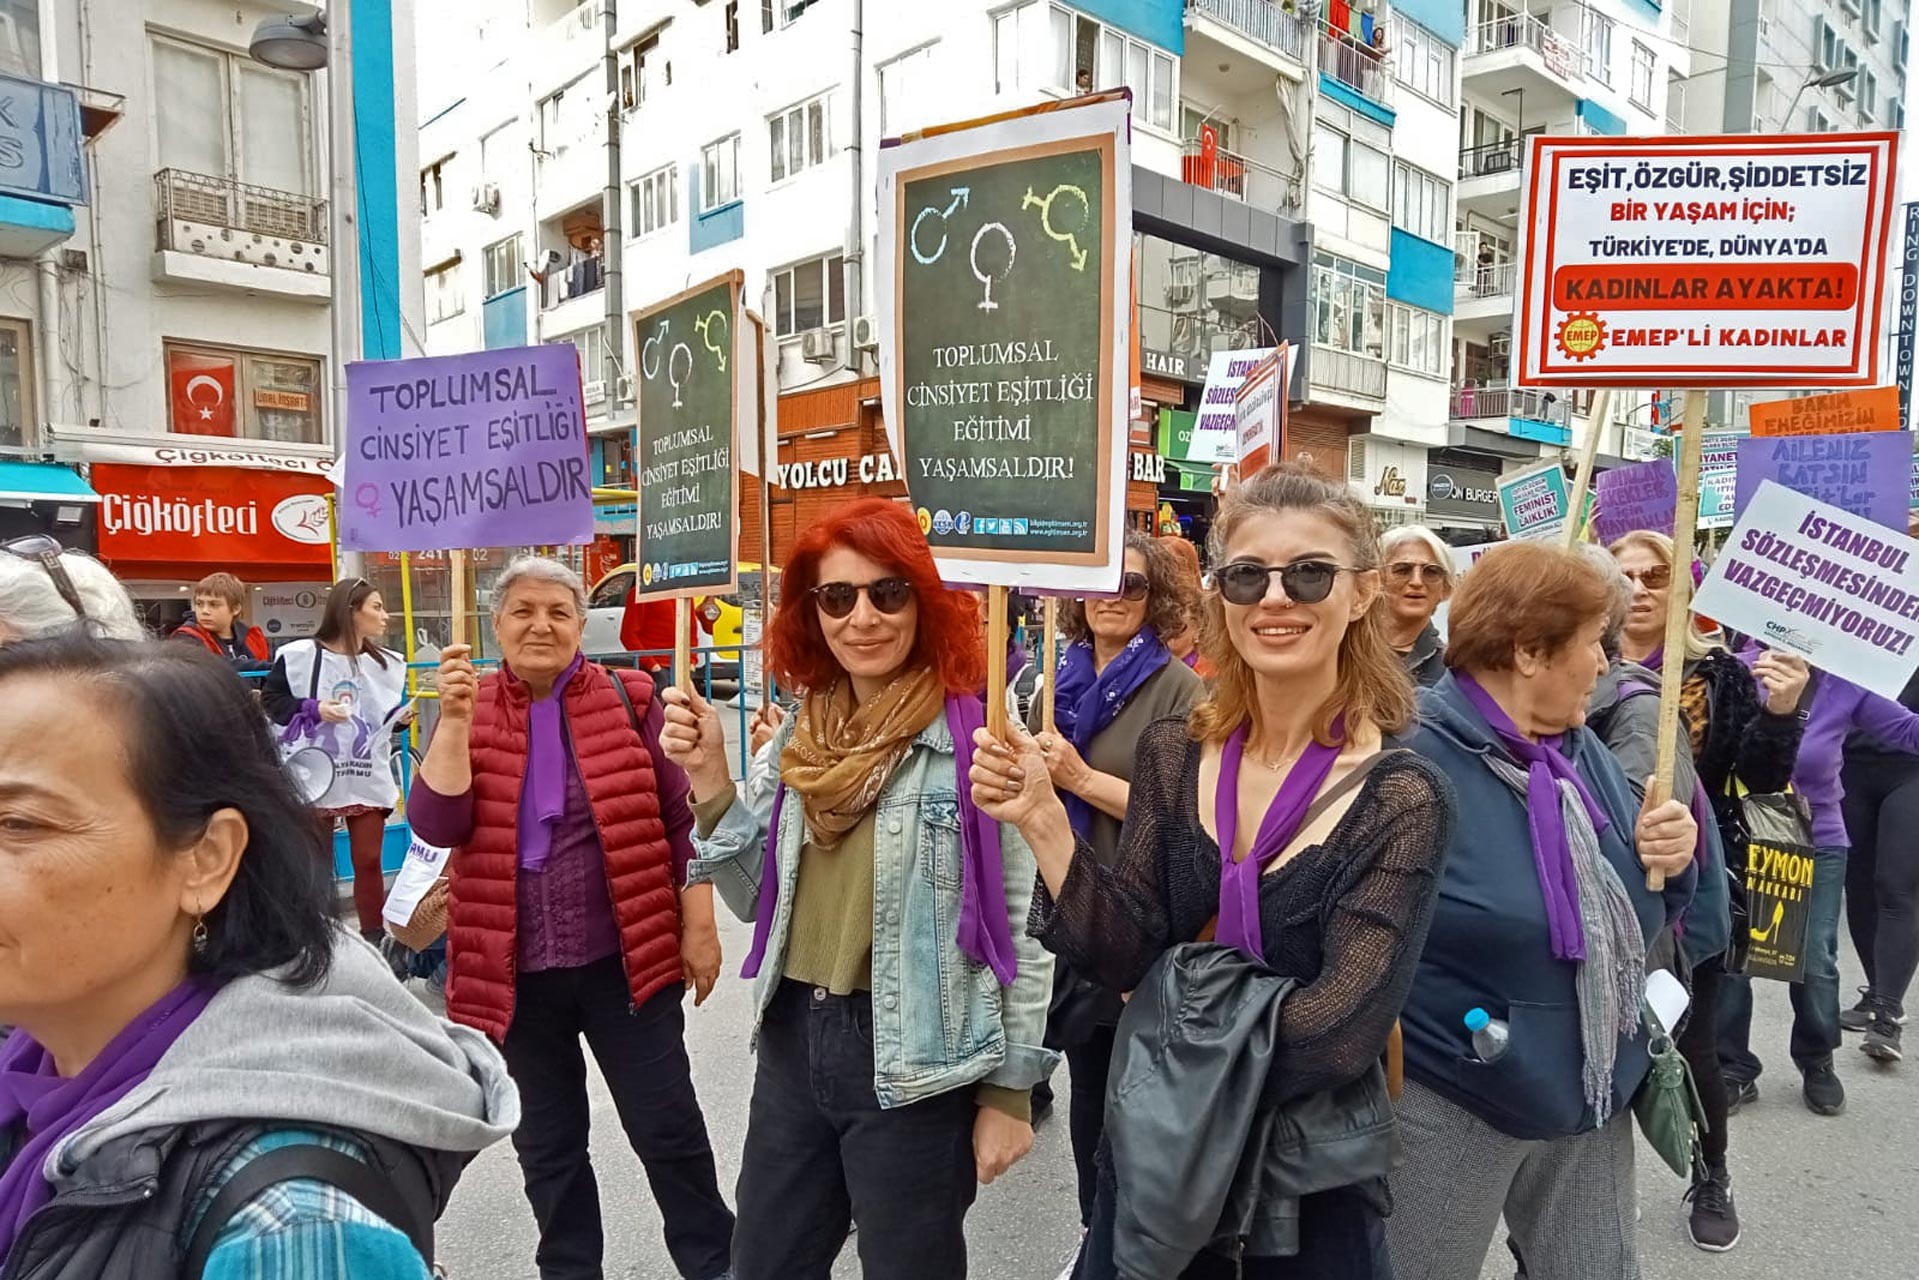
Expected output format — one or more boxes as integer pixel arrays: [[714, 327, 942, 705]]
[[1563, 388, 1613, 549], [1648, 389, 1710, 892], [675, 597, 694, 696], [986, 586, 1009, 741], [1041, 597, 1058, 735], [448, 550, 469, 649]]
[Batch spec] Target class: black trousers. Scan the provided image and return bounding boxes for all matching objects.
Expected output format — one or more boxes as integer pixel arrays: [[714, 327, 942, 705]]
[[1066, 1025, 1117, 1226], [500, 956, 735, 1280], [733, 981, 979, 1280], [1842, 758, 1919, 1010], [1676, 956, 1730, 1167]]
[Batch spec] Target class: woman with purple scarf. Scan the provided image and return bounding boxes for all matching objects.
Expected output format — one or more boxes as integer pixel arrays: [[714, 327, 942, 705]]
[[1027, 530, 1202, 1227], [1390, 541, 1699, 1280], [971, 464, 1455, 1279]]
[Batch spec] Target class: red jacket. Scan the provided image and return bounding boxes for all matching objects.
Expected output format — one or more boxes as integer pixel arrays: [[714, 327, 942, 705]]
[[173, 620, 270, 662], [446, 662, 683, 1041]]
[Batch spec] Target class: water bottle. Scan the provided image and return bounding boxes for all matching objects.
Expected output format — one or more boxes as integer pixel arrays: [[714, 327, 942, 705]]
[[1465, 1007, 1510, 1064]]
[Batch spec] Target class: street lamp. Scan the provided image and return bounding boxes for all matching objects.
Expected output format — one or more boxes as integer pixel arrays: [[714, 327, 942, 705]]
[[1783, 67, 1859, 129]]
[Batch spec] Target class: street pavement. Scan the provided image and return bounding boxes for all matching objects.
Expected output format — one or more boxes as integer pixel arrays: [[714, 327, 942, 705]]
[[434, 706, 1919, 1278]]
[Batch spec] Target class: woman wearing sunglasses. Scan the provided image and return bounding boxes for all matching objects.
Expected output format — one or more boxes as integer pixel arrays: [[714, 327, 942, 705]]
[[660, 498, 1054, 1280], [1029, 530, 1202, 1227], [1378, 526, 1455, 688], [971, 463, 1454, 1279], [1388, 540, 1698, 1280], [0, 536, 142, 643]]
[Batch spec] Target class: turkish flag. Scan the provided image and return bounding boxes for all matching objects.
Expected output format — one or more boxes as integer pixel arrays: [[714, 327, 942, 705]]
[[169, 352, 237, 437]]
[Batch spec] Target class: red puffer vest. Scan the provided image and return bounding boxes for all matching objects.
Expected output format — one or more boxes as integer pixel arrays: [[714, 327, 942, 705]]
[[447, 661, 682, 1042]]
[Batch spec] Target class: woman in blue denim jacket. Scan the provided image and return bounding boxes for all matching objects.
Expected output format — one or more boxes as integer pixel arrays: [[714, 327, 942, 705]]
[[661, 499, 1055, 1280]]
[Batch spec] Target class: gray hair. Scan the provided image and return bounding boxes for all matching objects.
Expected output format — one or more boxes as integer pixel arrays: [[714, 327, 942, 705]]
[[1379, 524, 1456, 585], [0, 549, 144, 643], [489, 555, 588, 619], [1574, 543, 1633, 661]]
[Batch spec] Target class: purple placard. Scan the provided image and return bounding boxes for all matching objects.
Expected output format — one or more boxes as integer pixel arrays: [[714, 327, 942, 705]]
[[1734, 430, 1915, 534], [341, 346, 593, 553], [1591, 458, 1678, 546]]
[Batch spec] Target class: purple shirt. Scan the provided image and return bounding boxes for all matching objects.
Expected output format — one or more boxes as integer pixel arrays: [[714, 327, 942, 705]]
[[1786, 670, 1919, 846], [409, 671, 698, 971]]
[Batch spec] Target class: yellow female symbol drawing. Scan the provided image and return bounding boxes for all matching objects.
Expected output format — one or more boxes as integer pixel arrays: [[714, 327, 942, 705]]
[[694, 310, 729, 372], [1021, 183, 1091, 272]]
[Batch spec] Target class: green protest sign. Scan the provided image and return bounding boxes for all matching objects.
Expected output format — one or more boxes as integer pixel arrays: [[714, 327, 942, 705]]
[[632, 272, 740, 600], [877, 96, 1132, 593]]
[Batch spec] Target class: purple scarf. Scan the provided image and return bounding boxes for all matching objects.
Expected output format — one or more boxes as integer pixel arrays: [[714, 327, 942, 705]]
[[519, 652, 586, 873], [1456, 672, 1612, 961], [1053, 628, 1170, 835], [741, 694, 1018, 985], [1213, 720, 1345, 958], [0, 979, 217, 1258]]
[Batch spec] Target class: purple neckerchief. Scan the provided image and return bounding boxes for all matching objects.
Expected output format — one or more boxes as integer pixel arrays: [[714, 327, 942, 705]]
[[1053, 628, 1170, 836], [1456, 672, 1612, 962], [740, 694, 1017, 985], [1213, 719, 1344, 958], [278, 702, 323, 748], [1182, 650, 1200, 670], [0, 978, 217, 1258], [519, 652, 586, 873]]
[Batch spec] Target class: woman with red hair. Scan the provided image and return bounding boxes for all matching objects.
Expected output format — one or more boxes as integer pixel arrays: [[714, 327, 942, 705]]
[[661, 498, 1056, 1280]]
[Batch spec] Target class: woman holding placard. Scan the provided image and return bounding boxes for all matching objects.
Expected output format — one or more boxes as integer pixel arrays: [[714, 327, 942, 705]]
[[1389, 540, 1697, 1280], [971, 463, 1454, 1278], [1610, 529, 1805, 1250], [660, 498, 1053, 1280], [1029, 530, 1203, 1226]]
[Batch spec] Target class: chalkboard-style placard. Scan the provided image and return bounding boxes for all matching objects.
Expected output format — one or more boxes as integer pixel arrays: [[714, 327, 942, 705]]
[[877, 95, 1133, 594], [632, 271, 741, 600]]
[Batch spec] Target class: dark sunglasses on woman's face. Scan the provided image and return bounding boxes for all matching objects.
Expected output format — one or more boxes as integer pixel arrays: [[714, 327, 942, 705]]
[[1118, 572, 1150, 601], [1386, 562, 1447, 584], [1, 535, 86, 619], [812, 577, 914, 619], [1215, 559, 1351, 607], [1620, 564, 1672, 590]]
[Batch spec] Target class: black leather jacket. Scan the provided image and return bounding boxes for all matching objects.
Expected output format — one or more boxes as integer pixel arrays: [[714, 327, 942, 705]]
[[1105, 944, 1400, 1278]]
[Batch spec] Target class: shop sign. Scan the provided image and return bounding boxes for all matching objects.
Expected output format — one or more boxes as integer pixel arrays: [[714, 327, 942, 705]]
[[1141, 348, 1198, 383], [1130, 449, 1166, 484], [1426, 455, 1503, 520], [1354, 438, 1426, 508], [252, 584, 328, 638], [772, 451, 900, 490], [92, 463, 333, 569]]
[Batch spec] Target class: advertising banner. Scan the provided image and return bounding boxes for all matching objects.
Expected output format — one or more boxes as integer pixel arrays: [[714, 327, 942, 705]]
[[1516, 133, 1900, 388]]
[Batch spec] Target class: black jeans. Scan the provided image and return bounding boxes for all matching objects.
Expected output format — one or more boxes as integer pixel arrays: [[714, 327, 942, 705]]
[[733, 981, 979, 1280], [1066, 1025, 1117, 1226], [500, 956, 735, 1280], [1676, 956, 1730, 1166], [1842, 758, 1919, 1010]]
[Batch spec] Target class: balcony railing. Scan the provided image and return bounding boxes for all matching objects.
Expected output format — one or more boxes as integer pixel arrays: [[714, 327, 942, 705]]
[[1188, 0, 1307, 62], [1179, 137, 1294, 211], [1311, 344, 1387, 399], [154, 169, 327, 245], [1450, 384, 1568, 425], [1317, 26, 1393, 104], [1455, 260, 1518, 300], [1459, 139, 1523, 178], [1465, 12, 1584, 84]]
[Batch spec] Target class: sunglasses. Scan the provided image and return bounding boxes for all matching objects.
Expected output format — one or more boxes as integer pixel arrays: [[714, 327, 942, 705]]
[[1620, 564, 1673, 589], [1215, 559, 1352, 607], [812, 577, 914, 619], [1, 535, 85, 620], [1386, 562, 1448, 585], [1117, 572, 1150, 601]]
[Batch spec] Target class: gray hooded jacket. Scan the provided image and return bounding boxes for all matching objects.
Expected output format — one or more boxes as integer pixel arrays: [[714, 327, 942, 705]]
[[3, 931, 519, 1280]]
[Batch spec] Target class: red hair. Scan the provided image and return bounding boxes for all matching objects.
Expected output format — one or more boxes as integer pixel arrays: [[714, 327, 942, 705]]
[[767, 498, 984, 695]]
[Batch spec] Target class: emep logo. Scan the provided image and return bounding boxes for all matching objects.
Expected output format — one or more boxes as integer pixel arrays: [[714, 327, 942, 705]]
[[271, 494, 332, 545]]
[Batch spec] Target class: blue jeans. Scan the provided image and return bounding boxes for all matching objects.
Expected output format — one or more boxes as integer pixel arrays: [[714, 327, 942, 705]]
[[1718, 843, 1847, 1079]]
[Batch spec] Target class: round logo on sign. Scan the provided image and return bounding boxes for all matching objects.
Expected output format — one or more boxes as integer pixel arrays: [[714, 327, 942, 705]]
[[270, 494, 332, 546], [1428, 474, 1457, 501], [642, 563, 654, 587], [955, 511, 973, 535], [932, 510, 954, 536], [916, 507, 933, 534], [1555, 313, 1607, 361]]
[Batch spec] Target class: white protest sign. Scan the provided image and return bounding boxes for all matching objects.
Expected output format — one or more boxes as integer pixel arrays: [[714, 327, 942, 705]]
[[1189, 347, 1277, 465], [1517, 133, 1900, 389], [382, 834, 451, 929], [1692, 479, 1919, 698]]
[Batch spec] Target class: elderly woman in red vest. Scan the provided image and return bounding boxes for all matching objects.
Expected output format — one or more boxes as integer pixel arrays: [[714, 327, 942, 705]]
[[411, 556, 735, 1280]]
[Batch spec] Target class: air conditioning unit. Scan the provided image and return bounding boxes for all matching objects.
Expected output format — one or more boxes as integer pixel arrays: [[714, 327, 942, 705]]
[[852, 314, 879, 351], [582, 378, 608, 406], [800, 328, 837, 362], [615, 374, 634, 401], [1490, 332, 1511, 356], [470, 182, 501, 214]]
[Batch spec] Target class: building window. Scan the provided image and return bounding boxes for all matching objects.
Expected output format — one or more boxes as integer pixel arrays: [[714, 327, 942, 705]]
[[1392, 21, 1455, 106], [1629, 42, 1655, 109], [701, 133, 741, 208], [772, 253, 847, 335], [1894, 20, 1907, 69], [1311, 255, 1386, 359], [1582, 9, 1614, 85], [770, 91, 833, 183], [879, 43, 939, 135], [164, 343, 323, 444], [619, 31, 666, 110], [0, 1, 40, 81], [1053, 6, 1176, 130], [0, 317, 34, 449], [1391, 161, 1450, 244], [152, 35, 313, 198], [536, 75, 595, 160], [483, 235, 521, 299], [992, 1, 1049, 94], [779, 0, 820, 26], [420, 159, 445, 216], [632, 164, 679, 236], [1808, 105, 1831, 131], [547, 327, 608, 388], [1387, 303, 1447, 377], [426, 260, 464, 323], [1858, 69, 1876, 120], [1312, 118, 1389, 211], [725, 0, 740, 52], [1864, 0, 1882, 40], [478, 125, 510, 186]]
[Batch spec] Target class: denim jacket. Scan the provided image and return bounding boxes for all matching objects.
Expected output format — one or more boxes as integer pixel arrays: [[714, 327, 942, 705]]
[[688, 713, 1059, 1108]]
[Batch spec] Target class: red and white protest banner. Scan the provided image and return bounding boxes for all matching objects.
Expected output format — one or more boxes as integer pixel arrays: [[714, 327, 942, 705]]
[[1517, 133, 1899, 389]]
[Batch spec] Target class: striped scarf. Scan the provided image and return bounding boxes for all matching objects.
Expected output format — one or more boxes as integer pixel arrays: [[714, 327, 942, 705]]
[[1484, 753, 1647, 1124]]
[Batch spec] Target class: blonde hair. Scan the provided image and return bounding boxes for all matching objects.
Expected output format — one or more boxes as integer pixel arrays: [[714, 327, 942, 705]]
[[1606, 530, 1717, 661], [1190, 463, 1415, 746]]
